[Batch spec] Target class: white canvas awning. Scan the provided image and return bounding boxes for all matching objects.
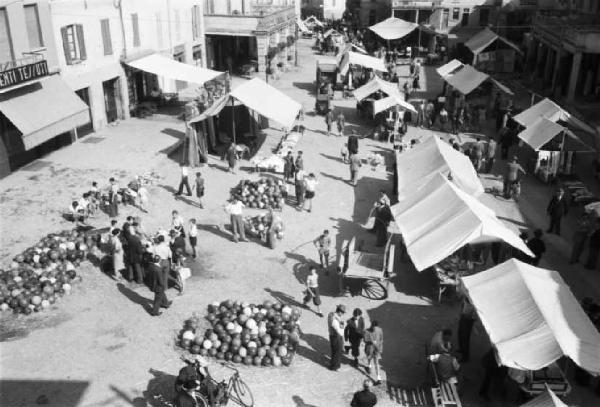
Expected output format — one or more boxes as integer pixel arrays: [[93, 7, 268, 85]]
[[304, 15, 324, 27], [391, 175, 533, 271], [229, 78, 301, 129], [520, 388, 568, 407], [369, 17, 418, 40], [395, 135, 483, 198], [436, 59, 465, 78], [353, 77, 402, 102], [444, 64, 489, 95], [463, 259, 600, 374], [465, 28, 522, 56], [340, 51, 386, 75], [336, 43, 368, 65], [125, 53, 223, 86], [513, 98, 596, 134], [517, 117, 594, 152], [373, 96, 417, 115], [296, 18, 310, 33], [324, 28, 342, 38]]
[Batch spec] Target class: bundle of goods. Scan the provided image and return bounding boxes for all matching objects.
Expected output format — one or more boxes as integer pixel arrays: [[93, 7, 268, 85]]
[[244, 213, 284, 241], [231, 179, 287, 210], [179, 300, 302, 367], [0, 230, 89, 314]]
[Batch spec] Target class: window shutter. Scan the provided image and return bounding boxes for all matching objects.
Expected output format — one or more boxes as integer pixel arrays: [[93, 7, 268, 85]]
[[101, 19, 112, 56], [61, 26, 72, 65], [76, 24, 86, 60]]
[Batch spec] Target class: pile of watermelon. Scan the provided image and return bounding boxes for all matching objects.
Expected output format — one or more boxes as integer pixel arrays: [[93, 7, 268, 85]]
[[180, 300, 301, 367], [0, 230, 90, 315], [230, 179, 287, 210]]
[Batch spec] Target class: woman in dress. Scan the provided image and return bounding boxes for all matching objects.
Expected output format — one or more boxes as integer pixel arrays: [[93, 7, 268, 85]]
[[111, 228, 125, 280]]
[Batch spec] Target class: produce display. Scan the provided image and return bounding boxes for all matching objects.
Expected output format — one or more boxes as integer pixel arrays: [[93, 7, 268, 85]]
[[244, 212, 284, 243], [0, 230, 88, 315], [179, 300, 302, 367], [230, 179, 287, 210]]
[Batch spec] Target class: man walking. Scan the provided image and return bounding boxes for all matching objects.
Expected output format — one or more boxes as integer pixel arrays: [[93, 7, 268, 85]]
[[485, 138, 497, 173], [349, 153, 362, 186], [149, 255, 171, 316], [348, 130, 359, 155], [336, 111, 346, 137], [364, 320, 383, 385], [327, 304, 346, 371], [313, 229, 331, 269], [325, 109, 334, 136], [295, 151, 304, 178], [176, 163, 192, 196], [127, 224, 145, 284], [194, 172, 205, 208], [303, 267, 323, 317], [225, 197, 247, 243], [345, 308, 365, 367], [526, 229, 546, 266], [546, 188, 568, 235], [503, 156, 525, 199], [350, 380, 377, 407], [295, 169, 306, 208]]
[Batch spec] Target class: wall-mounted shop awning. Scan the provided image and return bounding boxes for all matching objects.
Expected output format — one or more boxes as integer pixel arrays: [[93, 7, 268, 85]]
[[125, 53, 223, 86], [230, 78, 301, 129], [0, 76, 89, 150], [369, 17, 418, 40]]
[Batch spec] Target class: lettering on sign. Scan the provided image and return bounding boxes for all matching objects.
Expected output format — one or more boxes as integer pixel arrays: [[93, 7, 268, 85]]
[[0, 60, 49, 90]]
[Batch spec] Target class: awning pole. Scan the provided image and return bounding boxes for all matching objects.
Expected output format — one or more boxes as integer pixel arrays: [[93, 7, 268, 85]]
[[231, 97, 236, 144]]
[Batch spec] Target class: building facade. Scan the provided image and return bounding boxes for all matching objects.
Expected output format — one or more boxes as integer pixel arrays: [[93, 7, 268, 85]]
[[203, 0, 297, 75], [50, 0, 209, 133], [0, 0, 88, 177], [346, 0, 391, 27]]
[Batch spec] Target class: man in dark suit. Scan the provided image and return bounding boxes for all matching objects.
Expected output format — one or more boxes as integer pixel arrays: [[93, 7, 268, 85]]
[[149, 255, 171, 316], [351, 380, 377, 407], [547, 188, 568, 235], [348, 130, 359, 155], [127, 223, 145, 283]]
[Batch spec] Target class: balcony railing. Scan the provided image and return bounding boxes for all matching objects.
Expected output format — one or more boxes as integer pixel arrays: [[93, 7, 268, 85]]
[[0, 53, 44, 73], [205, 4, 293, 17]]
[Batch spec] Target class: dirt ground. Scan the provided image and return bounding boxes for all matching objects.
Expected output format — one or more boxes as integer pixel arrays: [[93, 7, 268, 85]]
[[0, 39, 599, 407]]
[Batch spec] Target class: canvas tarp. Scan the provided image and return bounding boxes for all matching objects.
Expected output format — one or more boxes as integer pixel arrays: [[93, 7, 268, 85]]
[[353, 77, 402, 102], [336, 43, 368, 65], [188, 94, 231, 124], [369, 17, 418, 40], [463, 259, 600, 374], [373, 96, 417, 115], [340, 51, 386, 75], [517, 117, 594, 152], [125, 53, 223, 86], [395, 135, 483, 198], [229, 78, 301, 130], [436, 59, 465, 78], [304, 16, 324, 27], [444, 64, 489, 95], [513, 98, 596, 135], [391, 175, 533, 271], [465, 28, 522, 56], [324, 28, 342, 38], [296, 18, 310, 33], [520, 388, 568, 407]]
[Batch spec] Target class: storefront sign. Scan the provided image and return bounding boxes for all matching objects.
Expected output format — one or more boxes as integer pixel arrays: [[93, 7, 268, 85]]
[[0, 60, 48, 90], [392, 0, 435, 8]]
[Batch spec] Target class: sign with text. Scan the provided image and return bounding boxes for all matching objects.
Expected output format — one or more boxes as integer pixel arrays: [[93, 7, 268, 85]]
[[0, 60, 49, 90], [392, 0, 435, 8]]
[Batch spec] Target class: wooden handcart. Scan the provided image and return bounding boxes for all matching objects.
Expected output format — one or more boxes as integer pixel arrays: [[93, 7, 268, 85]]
[[337, 236, 395, 300]]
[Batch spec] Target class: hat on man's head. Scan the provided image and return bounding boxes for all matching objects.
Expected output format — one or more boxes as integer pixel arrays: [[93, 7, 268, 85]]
[[336, 304, 346, 314]]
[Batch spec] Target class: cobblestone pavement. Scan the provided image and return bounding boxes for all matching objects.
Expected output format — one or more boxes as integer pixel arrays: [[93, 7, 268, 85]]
[[0, 39, 598, 407]]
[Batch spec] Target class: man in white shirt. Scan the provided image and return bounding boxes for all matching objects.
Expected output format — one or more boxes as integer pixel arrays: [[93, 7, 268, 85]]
[[176, 164, 192, 196], [225, 198, 247, 243], [327, 304, 347, 371], [153, 234, 172, 281]]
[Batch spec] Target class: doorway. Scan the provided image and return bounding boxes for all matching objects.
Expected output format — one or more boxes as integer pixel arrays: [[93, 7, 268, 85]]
[[103, 77, 121, 124]]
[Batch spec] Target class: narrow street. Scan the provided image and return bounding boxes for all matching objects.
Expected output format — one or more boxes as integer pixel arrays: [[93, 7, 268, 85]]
[[0, 38, 598, 407]]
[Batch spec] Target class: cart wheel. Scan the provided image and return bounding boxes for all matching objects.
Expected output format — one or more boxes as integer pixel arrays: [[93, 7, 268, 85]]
[[362, 280, 387, 300]]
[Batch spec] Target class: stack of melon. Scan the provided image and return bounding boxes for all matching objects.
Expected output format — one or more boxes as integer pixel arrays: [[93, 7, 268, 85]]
[[0, 230, 90, 315], [180, 300, 301, 367], [231, 179, 287, 210]]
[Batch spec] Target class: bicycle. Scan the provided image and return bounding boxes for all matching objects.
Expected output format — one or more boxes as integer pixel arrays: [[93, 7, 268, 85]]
[[190, 361, 254, 407]]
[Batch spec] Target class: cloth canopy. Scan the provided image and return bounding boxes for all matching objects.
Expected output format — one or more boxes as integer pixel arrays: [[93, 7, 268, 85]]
[[323, 29, 342, 38], [0, 76, 90, 150], [391, 175, 533, 271], [517, 117, 594, 152], [395, 135, 483, 198], [230, 78, 301, 130], [436, 59, 464, 78], [369, 17, 418, 40], [444, 64, 489, 95], [465, 28, 522, 56], [125, 53, 223, 86], [304, 16, 324, 27], [353, 77, 401, 102], [336, 43, 368, 65], [463, 259, 600, 374], [520, 388, 568, 407], [340, 51, 386, 75], [513, 98, 596, 135], [188, 94, 230, 124], [296, 18, 310, 33], [372, 96, 416, 115]]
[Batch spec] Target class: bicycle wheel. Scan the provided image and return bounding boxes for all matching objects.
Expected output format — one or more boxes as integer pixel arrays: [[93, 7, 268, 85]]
[[232, 377, 254, 407]]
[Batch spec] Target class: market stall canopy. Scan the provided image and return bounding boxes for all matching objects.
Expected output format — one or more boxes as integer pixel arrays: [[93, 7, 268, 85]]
[[229, 78, 301, 129], [513, 98, 596, 134], [0, 75, 90, 150], [336, 43, 368, 65], [391, 175, 532, 271], [395, 135, 483, 198], [296, 17, 310, 34], [463, 259, 600, 374], [517, 117, 594, 152], [188, 94, 231, 124], [436, 59, 464, 78], [444, 64, 489, 95], [340, 51, 386, 75], [465, 28, 522, 56], [520, 388, 568, 407], [369, 17, 418, 40], [323, 28, 342, 38], [304, 15, 324, 27], [125, 53, 223, 86], [353, 77, 402, 102], [373, 96, 417, 115]]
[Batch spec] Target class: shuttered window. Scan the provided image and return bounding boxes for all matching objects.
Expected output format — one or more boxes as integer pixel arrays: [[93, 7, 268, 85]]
[[61, 24, 86, 65], [132, 13, 140, 47], [100, 18, 112, 56], [0, 8, 14, 64]]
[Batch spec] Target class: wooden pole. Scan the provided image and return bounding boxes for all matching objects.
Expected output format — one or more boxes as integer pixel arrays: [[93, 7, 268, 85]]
[[231, 97, 237, 144]]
